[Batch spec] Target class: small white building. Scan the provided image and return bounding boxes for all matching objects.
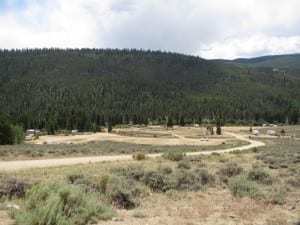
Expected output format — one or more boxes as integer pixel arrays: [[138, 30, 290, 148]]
[[267, 130, 277, 136], [26, 129, 35, 135], [71, 130, 78, 135], [252, 130, 259, 135]]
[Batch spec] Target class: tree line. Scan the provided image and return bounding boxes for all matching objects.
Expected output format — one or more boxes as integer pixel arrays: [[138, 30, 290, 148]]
[[0, 48, 299, 136]]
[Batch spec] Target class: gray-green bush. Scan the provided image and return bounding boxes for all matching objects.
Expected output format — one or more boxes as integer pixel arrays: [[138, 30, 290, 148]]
[[195, 168, 215, 185], [107, 176, 141, 209], [177, 160, 191, 170], [11, 182, 115, 225], [229, 175, 261, 199], [158, 164, 173, 174], [143, 170, 165, 191], [219, 162, 243, 177], [247, 168, 273, 185], [266, 185, 286, 205], [0, 178, 31, 199], [133, 152, 146, 160], [163, 151, 185, 161]]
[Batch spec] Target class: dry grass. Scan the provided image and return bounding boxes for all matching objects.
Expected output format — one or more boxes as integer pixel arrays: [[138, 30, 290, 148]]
[[1, 126, 300, 225]]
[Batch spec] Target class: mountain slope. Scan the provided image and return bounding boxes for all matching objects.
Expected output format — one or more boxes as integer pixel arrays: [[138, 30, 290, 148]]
[[214, 54, 300, 78], [0, 49, 299, 132], [233, 54, 300, 69]]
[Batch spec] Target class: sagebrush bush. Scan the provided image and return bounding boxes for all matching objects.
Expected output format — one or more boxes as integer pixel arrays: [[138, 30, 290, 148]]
[[107, 176, 141, 209], [187, 155, 202, 162], [11, 182, 115, 225], [158, 164, 173, 174], [287, 177, 300, 188], [195, 169, 215, 185], [175, 170, 202, 191], [162, 176, 178, 191], [126, 165, 145, 181], [142, 166, 215, 192], [219, 162, 243, 177], [73, 177, 101, 192], [177, 160, 191, 170], [247, 168, 273, 185], [163, 151, 185, 161], [142, 170, 165, 191], [267, 185, 286, 205], [0, 178, 31, 199], [67, 172, 85, 184], [99, 174, 110, 194], [133, 152, 146, 160], [111, 165, 144, 181], [229, 175, 261, 199]]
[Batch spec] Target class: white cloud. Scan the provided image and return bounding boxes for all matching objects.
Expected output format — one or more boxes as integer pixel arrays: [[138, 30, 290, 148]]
[[198, 34, 300, 59], [0, 0, 300, 58]]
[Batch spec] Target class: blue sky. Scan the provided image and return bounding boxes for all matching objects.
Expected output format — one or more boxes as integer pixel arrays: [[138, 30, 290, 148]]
[[0, 0, 300, 59], [0, 0, 28, 11]]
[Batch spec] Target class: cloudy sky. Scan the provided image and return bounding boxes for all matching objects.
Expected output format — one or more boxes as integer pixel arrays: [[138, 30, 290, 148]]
[[1, 0, 300, 59]]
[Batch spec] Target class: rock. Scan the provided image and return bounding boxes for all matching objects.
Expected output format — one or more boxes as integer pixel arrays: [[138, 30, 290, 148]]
[[289, 206, 296, 210], [6, 204, 20, 210]]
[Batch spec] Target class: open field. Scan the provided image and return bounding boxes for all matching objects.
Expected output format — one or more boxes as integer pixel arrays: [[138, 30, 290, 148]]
[[0, 132, 264, 171], [29, 127, 232, 145], [0, 127, 249, 160], [0, 126, 299, 225]]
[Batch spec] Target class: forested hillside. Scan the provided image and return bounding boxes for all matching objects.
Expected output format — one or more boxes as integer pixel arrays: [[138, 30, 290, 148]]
[[215, 54, 300, 78], [233, 54, 300, 69], [0, 49, 299, 133]]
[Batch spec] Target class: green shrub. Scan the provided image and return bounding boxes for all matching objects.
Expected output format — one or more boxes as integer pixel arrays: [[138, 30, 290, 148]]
[[162, 176, 178, 191], [187, 155, 202, 162], [11, 125, 25, 144], [67, 172, 85, 184], [177, 160, 191, 170], [219, 162, 243, 177], [133, 152, 146, 160], [111, 165, 144, 181], [287, 178, 300, 188], [142, 170, 165, 191], [158, 164, 173, 174], [247, 168, 273, 185], [267, 185, 286, 205], [163, 151, 185, 161], [12, 182, 115, 225], [219, 157, 229, 163], [0, 116, 14, 144], [99, 174, 110, 194], [132, 210, 147, 218], [175, 170, 202, 191], [195, 169, 215, 185], [73, 177, 101, 193], [165, 189, 180, 199], [126, 165, 145, 181], [229, 175, 261, 199], [107, 177, 140, 209], [0, 178, 31, 199], [219, 175, 229, 184]]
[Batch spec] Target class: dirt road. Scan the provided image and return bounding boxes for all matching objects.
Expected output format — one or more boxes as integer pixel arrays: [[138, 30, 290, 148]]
[[0, 132, 265, 171]]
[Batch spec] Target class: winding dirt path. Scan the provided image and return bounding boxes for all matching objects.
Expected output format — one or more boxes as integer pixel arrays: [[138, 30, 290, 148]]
[[0, 132, 265, 171]]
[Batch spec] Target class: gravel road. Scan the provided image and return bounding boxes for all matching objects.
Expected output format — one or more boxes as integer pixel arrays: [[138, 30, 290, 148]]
[[0, 132, 265, 171]]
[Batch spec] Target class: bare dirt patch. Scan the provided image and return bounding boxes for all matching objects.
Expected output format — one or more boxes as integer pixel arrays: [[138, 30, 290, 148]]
[[98, 190, 298, 225], [29, 127, 233, 146]]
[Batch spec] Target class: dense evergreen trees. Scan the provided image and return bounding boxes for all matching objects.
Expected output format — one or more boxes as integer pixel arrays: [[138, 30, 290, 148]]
[[0, 48, 299, 134], [0, 115, 24, 144], [216, 118, 222, 135]]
